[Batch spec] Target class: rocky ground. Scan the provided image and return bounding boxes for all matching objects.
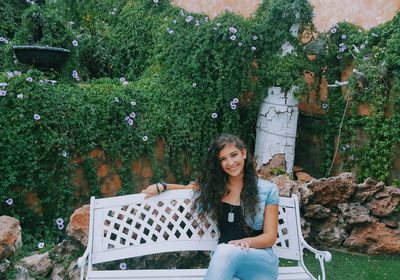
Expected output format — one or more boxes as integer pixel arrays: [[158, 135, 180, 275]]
[[1, 173, 399, 279]]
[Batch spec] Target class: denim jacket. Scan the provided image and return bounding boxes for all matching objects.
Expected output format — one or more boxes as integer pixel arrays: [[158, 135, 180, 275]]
[[244, 178, 279, 230]]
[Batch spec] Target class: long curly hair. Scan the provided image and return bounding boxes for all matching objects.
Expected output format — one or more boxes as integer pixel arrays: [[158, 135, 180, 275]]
[[194, 133, 259, 228]]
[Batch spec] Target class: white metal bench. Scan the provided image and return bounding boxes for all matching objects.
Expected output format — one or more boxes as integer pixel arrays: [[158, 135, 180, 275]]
[[78, 190, 331, 280]]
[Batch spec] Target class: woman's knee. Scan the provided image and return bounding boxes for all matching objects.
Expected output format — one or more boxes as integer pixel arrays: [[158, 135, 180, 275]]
[[212, 244, 241, 262]]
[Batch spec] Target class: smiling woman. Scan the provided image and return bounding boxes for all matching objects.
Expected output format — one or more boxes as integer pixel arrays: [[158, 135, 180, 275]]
[[143, 133, 280, 280]]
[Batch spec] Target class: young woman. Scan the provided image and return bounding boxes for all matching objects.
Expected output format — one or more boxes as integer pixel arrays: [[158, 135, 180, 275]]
[[142, 133, 279, 280]]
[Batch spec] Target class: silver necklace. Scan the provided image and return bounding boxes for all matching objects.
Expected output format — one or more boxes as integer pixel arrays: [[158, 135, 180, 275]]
[[228, 196, 240, 223]]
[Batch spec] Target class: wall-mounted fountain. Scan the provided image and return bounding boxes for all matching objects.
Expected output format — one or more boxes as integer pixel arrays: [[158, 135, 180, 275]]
[[12, 0, 71, 70]]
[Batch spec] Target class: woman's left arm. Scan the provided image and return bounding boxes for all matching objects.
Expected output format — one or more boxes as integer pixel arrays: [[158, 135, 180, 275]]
[[228, 204, 279, 250]]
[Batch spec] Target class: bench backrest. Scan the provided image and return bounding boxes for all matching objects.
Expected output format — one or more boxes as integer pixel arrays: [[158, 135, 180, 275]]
[[88, 190, 302, 264]]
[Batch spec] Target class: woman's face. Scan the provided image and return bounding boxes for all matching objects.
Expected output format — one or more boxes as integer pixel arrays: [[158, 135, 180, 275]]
[[218, 143, 247, 178]]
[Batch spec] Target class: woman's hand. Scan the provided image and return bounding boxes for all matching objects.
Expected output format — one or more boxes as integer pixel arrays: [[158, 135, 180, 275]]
[[141, 183, 161, 199], [228, 238, 251, 251]]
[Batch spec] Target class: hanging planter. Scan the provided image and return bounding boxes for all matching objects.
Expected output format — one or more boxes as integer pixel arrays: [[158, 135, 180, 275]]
[[13, 45, 70, 69]]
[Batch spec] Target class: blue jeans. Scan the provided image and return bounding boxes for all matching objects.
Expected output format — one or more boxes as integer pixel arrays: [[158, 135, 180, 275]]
[[204, 243, 279, 280]]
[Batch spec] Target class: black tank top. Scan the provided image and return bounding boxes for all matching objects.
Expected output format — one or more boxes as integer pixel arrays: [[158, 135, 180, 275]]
[[218, 202, 263, 244]]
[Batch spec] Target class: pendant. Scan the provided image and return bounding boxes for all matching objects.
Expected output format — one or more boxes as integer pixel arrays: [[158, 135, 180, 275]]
[[228, 212, 235, 223]]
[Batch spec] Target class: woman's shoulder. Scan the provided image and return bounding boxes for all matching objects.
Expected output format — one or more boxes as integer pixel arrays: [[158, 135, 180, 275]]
[[257, 178, 277, 194]]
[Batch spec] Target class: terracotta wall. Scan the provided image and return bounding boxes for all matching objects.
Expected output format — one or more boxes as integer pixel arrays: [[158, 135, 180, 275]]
[[172, 0, 400, 30]]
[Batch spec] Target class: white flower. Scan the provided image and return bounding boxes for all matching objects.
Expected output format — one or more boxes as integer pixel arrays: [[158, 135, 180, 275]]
[[252, 35, 258, 40], [0, 90, 7, 97], [68, 21, 75, 26], [5, 198, 13, 206], [119, 77, 126, 83], [211, 113, 218, 119], [14, 71, 21, 76], [72, 70, 79, 78], [230, 104, 237, 110], [17, 93, 24, 99], [114, 97, 120, 103], [371, 32, 379, 37], [230, 35, 236, 41], [56, 218, 64, 225], [122, 81, 129, 86], [232, 98, 239, 103], [0, 37, 9, 44], [349, 155, 355, 160], [120, 262, 127, 270], [50, 80, 57, 85], [26, 77, 33, 82], [72, 40, 78, 47], [173, 19, 177, 24], [62, 150, 68, 158], [0, 82, 8, 87], [143, 135, 148, 141], [179, 10, 184, 16], [58, 224, 64, 230], [195, 20, 200, 27], [322, 103, 328, 109], [331, 27, 337, 34], [192, 82, 197, 88], [153, 0, 159, 3], [37, 242, 45, 249], [131, 101, 136, 106], [6, 71, 14, 78], [345, 144, 350, 149], [34, 114, 41, 120], [251, 46, 257, 51], [341, 34, 347, 40], [216, 23, 221, 27], [204, 16, 209, 22], [129, 112, 136, 118], [238, 42, 243, 47]]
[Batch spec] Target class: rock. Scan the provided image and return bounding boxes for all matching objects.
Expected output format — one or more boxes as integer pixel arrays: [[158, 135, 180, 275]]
[[343, 222, 400, 254], [19, 252, 52, 276], [50, 264, 64, 280], [303, 172, 356, 207], [368, 187, 400, 217], [15, 265, 35, 280], [304, 204, 331, 218], [354, 178, 385, 203], [0, 216, 22, 260], [67, 204, 90, 246], [317, 215, 349, 247], [66, 260, 80, 280], [0, 259, 11, 278], [300, 218, 311, 239], [50, 239, 83, 280], [337, 203, 374, 224], [270, 175, 298, 197], [295, 171, 314, 183]]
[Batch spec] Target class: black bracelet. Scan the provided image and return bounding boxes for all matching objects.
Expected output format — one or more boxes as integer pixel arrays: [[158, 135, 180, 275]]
[[160, 181, 167, 192], [155, 183, 161, 194]]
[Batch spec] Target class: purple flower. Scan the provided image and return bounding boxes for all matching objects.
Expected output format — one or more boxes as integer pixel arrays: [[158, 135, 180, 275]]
[[34, 114, 41, 120], [6, 72, 14, 78], [229, 27, 237, 34], [120, 262, 127, 270], [339, 47, 346, 53], [37, 242, 45, 249], [58, 224, 64, 230], [211, 112, 218, 119], [204, 16, 209, 22], [72, 70, 80, 81], [26, 77, 33, 82], [0, 37, 9, 44], [5, 198, 13, 206], [0, 82, 8, 87], [192, 82, 197, 88], [232, 98, 239, 103], [14, 71, 21, 76], [185, 16, 193, 23], [331, 27, 337, 34], [230, 104, 237, 110], [230, 35, 236, 41], [56, 218, 64, 225], [195, 20, 200, 27], [17, 93, 24, 99], [128, 119, 134, 126], [129, 112, 136, 119], [0, 90, 7, 97], [339, 43, 345, 47], [72, 40, 78, 47], [142, 135, 148, 142]]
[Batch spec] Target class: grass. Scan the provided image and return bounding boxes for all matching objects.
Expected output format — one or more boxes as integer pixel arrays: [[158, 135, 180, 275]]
[[281, 249, 400, 280]]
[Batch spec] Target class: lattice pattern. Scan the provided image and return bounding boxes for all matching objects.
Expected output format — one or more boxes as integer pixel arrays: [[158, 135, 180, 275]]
[[275, 207, 290, 248], [102, 198, 218, 250]]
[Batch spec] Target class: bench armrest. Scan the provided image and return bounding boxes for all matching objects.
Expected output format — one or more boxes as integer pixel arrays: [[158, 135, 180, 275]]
[[77, 246, 90, 280], [300, 236, 332, 280]]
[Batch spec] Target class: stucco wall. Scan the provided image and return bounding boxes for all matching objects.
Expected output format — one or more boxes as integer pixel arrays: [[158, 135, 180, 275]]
[[172, 0, 400, 30]]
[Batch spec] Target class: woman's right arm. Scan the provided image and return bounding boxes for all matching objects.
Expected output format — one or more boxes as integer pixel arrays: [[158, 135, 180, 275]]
[[141, 181, 198, 198]]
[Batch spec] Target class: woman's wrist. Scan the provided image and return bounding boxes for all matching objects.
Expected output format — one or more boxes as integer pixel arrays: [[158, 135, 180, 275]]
[[160, 181, 167, 192]]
